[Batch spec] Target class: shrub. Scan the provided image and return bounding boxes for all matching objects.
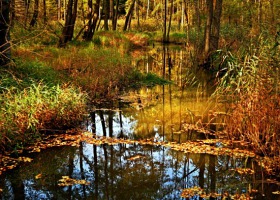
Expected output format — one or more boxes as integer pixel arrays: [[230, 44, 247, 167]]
[[213, 36, 280, 159]]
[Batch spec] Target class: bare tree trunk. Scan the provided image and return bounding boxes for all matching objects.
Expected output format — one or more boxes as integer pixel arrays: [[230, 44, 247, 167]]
[[83, 0, 101, 40], [58, 0, 61, 20], [0, 0, 11, 65], [204, 0, 213, 56], [24, 0, 31, 27], [123, 0, 136, 31], [59, 0, 79, 47], [112, 0, 119, 30], [30, 0, 39, 27], [211, 0, 222, 51], [162, 0, 167, 42], [103, 0, 109, 30], [43, 0, 47, 23], [269, 0, 274, 23], [166, 0, 173, 42]]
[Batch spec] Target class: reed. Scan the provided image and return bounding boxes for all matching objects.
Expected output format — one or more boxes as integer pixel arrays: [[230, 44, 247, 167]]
[[213, 36, 280, 160]]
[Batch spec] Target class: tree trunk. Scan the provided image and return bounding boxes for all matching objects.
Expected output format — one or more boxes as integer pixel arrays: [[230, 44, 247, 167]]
[[166, 0, 173, 42], [30, 0, 39, 27], [203, 0, 222, 56], [103, 0, 109, 30], [59, 0, 79, 47], [0, 0, 11, 65], [211, 0, 222, 51], [204, 0, 213, 56], [123, 0, 136, 31], [162, 0, 167, 42], [83, 0, 101, 40], [112, 0, 119, 30], [43, 0, 47, 23]]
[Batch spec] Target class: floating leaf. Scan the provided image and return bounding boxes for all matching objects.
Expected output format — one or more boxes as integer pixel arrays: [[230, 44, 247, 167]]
[[272, 191, 280, 195], [18, 157, 33, 162], [35, 174, 42, 179], [58, 176, 90, 187]]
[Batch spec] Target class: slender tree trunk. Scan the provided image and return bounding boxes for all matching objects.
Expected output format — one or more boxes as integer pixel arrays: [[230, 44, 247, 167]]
[[166, 0, 173, 42], [123, 0, 136, 31], [112, 0, 119, 30], [58, 0, 61, 20], [269, 0, 274, 23], [30, 0, 39, 27], [204, 0, 213, 56], [0, 0, 11, 65], [83, 0, 101, 40], [162, 0, 167, 42], [146, 0, 149, 19], [211, 0, 222, 51], [24, 0, 31, 27], [103, 0, 109, 30], [43, 0, 47, 23], [110, 0, 114, 26], [59, 0, 79, 47]]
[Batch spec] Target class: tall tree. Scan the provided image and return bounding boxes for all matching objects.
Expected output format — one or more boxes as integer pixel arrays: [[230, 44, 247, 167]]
[[203, 0, 222, 57], [0, 0, 11, 65], [83, 0, 101, 40], [123, 0, 136, 31], [59, 0, 79, 47], [103, 0, 110, 30], [30, 0, 39, 27]]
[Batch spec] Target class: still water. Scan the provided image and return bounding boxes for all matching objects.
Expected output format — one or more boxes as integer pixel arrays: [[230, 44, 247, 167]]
[[1, 45, 280, 199]]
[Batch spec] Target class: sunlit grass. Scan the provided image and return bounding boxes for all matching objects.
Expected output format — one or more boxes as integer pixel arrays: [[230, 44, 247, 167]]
[[0, 82, 87, 151]]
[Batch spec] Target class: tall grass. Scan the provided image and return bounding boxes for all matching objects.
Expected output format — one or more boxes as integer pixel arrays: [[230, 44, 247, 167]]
[[213, 36, 280, 160], [0, 83, 87, 151], [0, 61, 88, 152]]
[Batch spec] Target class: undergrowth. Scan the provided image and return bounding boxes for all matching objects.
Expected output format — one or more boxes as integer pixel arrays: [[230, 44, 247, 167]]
[[213, 35, 280, 166], [0, 63, 87, 152]]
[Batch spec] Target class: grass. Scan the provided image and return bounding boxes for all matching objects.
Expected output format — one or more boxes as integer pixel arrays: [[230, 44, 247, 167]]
[[213, 35, 280, 164], [0, 62, 87, 152]]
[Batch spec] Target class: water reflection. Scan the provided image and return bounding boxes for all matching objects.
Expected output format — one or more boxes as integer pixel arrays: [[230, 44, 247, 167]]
[[1, 45, 280, 199], [1, 143, 279, 199]]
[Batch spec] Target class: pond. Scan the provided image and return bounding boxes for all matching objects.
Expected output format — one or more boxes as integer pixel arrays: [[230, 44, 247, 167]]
[[1, 45, 280, 200]]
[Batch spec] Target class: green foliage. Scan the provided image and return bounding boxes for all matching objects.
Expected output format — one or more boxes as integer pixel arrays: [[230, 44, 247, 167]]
[[0, 83, 87, 151]]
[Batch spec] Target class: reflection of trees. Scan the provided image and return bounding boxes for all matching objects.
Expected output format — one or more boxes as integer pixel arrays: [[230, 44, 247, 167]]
[[1, 145, 280, 199]]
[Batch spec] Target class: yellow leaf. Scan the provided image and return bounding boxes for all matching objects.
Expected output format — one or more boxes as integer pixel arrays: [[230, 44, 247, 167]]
[[35, 174, 42, 179]]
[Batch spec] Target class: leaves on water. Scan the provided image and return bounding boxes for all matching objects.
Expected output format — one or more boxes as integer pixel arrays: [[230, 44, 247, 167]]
[[272, 191, 280, 195], [231, 168, 255, 175], [0, 156, 33, 175], [35, 173, 42, 179], [58, 176, 90, 187], [181, 187, 221, 199]]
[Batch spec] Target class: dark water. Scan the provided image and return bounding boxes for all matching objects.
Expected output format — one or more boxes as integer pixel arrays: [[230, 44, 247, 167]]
[[1, 45, 280, 199], [1, 143, 279, 200]]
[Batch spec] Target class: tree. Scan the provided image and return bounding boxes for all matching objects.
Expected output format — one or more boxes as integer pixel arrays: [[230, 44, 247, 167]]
[[83, 0, 101, 40], [203, 0, 222, 57], [0, 0, 11, 65], [59, 0, 79, 47], [123, 0, 136, 31], [30, 0, 39, 27]]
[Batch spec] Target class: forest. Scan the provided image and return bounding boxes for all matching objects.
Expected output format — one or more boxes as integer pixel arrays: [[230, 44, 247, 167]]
[[0, 0, 280, 199]]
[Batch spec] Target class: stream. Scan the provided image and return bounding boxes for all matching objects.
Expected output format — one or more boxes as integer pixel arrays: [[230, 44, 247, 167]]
[[0, 45, 280, 200]]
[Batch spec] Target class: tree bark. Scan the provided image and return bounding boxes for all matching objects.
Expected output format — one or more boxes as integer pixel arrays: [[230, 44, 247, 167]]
[[112, 0, 119, 30], [30, 0, 39, 27], [0, 0, 11, 65], [59, 0, 79, 47], [103, 0, 109, 30], [123, 0, 136, 31], [203, 0, 222, 57], [83, 0, 101, 40], [203, 0, 213, 56]]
